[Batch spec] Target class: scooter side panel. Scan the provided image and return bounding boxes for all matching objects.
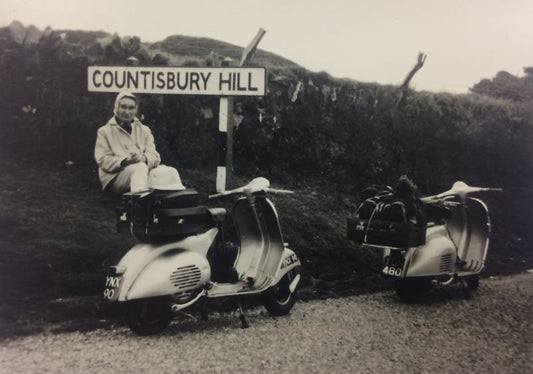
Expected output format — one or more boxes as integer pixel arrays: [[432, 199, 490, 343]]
[[127, 250, 211, 300], [114, 228, 218, 301], [405, 225, 457, 277]]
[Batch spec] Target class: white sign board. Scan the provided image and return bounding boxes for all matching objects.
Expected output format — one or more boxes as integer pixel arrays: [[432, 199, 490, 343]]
[[88, 66, 266, 96]]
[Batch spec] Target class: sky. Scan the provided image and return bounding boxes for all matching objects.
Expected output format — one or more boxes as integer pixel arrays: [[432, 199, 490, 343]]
[[1, 0, 532, 93]]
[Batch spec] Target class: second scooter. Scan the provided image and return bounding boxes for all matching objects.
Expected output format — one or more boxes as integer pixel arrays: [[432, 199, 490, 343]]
[[347, 180, 501, 302]]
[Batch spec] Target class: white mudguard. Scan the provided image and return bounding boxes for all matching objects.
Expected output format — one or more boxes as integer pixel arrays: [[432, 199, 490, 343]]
[[272, 247, 301, 284]]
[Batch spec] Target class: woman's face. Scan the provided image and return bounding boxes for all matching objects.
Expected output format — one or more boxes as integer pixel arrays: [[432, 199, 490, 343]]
[[116, 97, 137, 123]]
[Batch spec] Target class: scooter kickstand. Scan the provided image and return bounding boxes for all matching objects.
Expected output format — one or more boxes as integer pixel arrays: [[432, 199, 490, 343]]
[[236, 299, 250, 329]]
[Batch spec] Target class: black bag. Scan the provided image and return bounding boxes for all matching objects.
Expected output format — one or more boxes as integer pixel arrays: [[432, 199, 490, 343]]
[[347, 193, 427, 248], [116, 189, 211, 241]]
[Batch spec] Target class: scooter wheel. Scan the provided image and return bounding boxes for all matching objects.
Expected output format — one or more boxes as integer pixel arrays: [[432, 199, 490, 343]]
[[395, 278, 432, 303], [124, 297, 172, 336], [262, 267, 300, 316], [465, 274, 480, 291]]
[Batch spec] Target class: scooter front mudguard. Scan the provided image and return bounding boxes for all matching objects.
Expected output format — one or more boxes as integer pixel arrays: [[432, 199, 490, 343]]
[[103, 228, 217, 302], [272, 247, 301, 285]]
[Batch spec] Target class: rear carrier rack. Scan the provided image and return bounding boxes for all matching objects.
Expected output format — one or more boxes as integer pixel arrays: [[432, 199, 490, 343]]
[[347, 193, 427, 248]]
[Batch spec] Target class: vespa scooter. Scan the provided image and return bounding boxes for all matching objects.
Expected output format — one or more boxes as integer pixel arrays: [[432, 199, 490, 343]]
[[347, 181, 501, 302], [104, 177, 301, 335]]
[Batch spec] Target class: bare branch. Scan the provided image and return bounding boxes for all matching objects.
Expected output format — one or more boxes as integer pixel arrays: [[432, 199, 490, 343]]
[[397, 52, 427, 107]]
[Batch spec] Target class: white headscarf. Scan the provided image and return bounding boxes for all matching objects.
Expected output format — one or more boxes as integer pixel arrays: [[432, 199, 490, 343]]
[[113, 91, 137, 117]]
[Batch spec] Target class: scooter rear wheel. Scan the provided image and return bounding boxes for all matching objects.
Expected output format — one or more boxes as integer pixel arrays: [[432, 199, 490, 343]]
[[465, 274, 480, 291], [395, 277, 432, 303], [124, 297, 172, 336], [262, 267, 300, 316]]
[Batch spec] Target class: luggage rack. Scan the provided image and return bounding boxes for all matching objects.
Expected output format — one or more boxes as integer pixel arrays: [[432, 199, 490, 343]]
[[347, 194, 427, 248]]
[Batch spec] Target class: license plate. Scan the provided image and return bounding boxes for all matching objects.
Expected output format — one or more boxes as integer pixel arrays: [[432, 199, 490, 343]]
[[103, 276, 122, 301], [382, 254, 405, 277]]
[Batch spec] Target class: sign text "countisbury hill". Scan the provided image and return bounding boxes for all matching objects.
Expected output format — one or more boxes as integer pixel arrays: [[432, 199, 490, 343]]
[[88, 66, 266, 96]]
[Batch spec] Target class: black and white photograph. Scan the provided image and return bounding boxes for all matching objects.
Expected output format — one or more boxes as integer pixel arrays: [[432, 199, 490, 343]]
[[0, 0, 531, 372]]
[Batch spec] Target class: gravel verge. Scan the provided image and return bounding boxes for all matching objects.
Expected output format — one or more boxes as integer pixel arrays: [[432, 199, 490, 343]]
[[0, 272, 531, 374]]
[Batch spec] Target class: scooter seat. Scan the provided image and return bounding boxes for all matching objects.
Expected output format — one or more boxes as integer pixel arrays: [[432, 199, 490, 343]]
[[208, 208, 227, 223]]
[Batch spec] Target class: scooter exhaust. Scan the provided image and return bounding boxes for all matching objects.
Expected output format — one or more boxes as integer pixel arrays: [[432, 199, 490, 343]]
[[170, 291, 205, 312], [431, 275, 455, 287]]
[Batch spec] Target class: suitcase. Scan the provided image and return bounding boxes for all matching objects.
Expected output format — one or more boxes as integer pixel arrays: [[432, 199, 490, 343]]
[[116, 189, 210, 241], [134, 205, 212, 242]]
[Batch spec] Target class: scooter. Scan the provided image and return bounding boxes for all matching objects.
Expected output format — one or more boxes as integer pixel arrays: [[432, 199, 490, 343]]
[[104, 177, 301, 335], [347, 181, 501, 302]]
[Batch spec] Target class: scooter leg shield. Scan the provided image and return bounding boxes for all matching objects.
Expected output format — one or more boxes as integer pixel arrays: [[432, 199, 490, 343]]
[[233, 197, 288, 289]]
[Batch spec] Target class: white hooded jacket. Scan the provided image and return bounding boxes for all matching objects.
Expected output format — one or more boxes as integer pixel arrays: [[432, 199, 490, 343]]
[[94, 114, 161, 190]]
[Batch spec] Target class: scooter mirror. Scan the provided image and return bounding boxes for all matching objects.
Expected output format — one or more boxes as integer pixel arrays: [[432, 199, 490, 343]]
[[208, 177, 271, 199], [268, 188, 294, 194]]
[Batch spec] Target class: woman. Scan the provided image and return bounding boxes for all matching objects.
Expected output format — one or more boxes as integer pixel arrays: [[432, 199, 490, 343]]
[[94, 91, 184, 193]]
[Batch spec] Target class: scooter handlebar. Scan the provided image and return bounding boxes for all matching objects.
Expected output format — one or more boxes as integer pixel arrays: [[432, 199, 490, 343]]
[[481, 187, 503, 192], [208, 187, 294, 199], [420, 184, 502, 203], [267, 188, 294, 194], [208, 189, 242, 200], [208, 177, 293, 200], [420, 196, 460, 206]]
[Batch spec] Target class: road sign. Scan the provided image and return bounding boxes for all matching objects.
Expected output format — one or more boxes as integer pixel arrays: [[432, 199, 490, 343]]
[[88, 66, 266, 96]]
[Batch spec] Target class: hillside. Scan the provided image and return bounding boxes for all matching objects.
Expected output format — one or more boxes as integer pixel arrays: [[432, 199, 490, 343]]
[[149, 34, 300, 68], [0, 21, 532, 336]]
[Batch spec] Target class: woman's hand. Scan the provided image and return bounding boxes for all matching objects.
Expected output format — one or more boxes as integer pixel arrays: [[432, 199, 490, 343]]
[[122, 152, 145, 166]]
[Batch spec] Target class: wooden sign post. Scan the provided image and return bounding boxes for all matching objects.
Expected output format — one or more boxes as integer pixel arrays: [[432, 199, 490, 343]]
[[217, 28, 266, 192], [216, 95, 232, 192]]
